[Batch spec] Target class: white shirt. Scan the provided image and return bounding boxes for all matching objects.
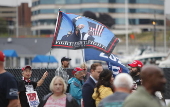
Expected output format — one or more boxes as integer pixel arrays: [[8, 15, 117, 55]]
[[90, 75, 98, 83]]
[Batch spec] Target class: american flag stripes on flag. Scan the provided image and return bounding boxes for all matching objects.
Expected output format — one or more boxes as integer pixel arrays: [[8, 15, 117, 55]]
[[88, 21, 104, 37]]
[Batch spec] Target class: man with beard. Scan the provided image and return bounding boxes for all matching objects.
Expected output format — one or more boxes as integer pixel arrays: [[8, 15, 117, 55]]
[[123, 65, 166, 107], [128, 60, 143, 87], [55, 57, 72, 83]]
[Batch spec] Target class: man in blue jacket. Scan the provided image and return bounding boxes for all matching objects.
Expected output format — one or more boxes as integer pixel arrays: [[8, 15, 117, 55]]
[[82, 63, 103, 107], [68, 67, 85, 105]]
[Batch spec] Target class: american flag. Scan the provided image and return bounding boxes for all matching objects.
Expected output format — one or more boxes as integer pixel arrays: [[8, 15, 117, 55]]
[[88, 21, 104, 37]]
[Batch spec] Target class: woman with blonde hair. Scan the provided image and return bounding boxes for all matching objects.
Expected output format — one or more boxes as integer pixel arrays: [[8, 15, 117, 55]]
[[80, 63, 90, 82], [38, 76, 79, 107], [92, 69, 114, 106]]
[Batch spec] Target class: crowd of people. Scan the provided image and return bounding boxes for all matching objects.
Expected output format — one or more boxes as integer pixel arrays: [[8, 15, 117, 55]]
[[0, 50, 169, 107]]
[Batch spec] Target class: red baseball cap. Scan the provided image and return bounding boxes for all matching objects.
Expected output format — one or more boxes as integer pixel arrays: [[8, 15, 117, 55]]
[[128, 60, 143, 68], [72, 67, 85, 75], [22, 65, 32, 71], [0, 51, 5, 62]]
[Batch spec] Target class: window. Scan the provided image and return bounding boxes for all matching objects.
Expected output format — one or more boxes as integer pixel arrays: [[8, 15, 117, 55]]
[[82, 8, 98, 13], [65, 9, 81, 13], [115, 18, 125, 25], [109, 8, 116, 13], [98, 8, 108, 12], [25, 58, 30, 65], [75, 58, 81, 64], [16, 57, 20, 67], [40, 30, 54, 35], [129, 0, 136, 3], [39, 9, 55, 14], [82, 0, 98, 3], [139, 19, 150, 24], [116, 8, 125, 13], [66, 0, 81, 4], [5, 57, 10, 67], [129, 9, 136, 13]]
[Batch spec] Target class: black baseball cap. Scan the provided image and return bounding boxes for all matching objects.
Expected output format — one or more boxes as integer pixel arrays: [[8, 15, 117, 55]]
[[61, 57, 71, 62]]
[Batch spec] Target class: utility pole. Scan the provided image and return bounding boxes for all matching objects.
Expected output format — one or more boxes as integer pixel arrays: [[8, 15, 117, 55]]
[[16, 0, 19, 38], [125, 0, 129, 54], [163, 0, 167, 53]]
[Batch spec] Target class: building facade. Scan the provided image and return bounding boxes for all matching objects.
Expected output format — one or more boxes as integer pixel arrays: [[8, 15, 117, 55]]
[[0, 5, 16, 35], [18, 3, 31, 27], [0, 3, 31, 36], [31, 0, 164, 35]]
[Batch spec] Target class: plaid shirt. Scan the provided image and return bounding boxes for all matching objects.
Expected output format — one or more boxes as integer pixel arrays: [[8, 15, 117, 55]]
[[55, 66, 69, 83]]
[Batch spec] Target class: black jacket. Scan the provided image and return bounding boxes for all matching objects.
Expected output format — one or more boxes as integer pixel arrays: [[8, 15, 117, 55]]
[[38, 93, 79, 107], [82, 77, 96, 107]]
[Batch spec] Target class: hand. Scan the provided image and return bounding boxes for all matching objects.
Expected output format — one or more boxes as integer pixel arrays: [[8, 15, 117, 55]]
[[42, 71, 48, 79], [77, 24, 84, 29]]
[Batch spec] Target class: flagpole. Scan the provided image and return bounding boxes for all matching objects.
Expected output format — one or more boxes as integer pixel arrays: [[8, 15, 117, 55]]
[[82, 49, 85, 63], [47, 48, 52, 69], [47, 8, 60, 69]]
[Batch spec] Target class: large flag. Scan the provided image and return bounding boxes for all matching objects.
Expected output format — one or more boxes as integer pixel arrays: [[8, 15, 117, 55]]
[[52, 11, 119, 55], [84, 49, 129, 77]]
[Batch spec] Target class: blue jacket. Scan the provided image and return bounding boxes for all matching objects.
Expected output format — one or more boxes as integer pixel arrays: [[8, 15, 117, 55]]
[[68, 77, 84, 105], [82, 76, 96, 107]]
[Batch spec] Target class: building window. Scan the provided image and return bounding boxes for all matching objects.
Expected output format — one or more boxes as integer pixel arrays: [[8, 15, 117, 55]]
[[25, 58, 30, 65], [75, 58, 81, 64], [5, 57, 10, 67], [66, 0, 81, 4], [16, 57, 20, 67]]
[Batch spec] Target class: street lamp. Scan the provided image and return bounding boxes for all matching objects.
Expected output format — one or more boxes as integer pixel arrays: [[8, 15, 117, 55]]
[[152, 21, 156, 51]]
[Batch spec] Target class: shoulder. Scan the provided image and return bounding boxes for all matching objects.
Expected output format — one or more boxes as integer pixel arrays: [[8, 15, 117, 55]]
[[101, 86, 112, 91], [2, 72, 15, 78], [123, 91, 144, 107], [84, 77, 94, 84], [56, 66, 62, 70], [3, 72, 17, 82], [42, 93, 53, 101]]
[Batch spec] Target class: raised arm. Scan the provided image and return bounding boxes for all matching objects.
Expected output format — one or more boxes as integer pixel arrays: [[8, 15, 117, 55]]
[[37, 71, 48, 87]]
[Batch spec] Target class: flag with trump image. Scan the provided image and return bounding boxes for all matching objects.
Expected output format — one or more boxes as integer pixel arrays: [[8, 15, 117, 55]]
[[52, 11, 119, 55]]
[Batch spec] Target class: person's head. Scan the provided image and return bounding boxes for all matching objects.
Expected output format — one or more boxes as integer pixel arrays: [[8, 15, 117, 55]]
[[128, 60, 143, 77], [49, 76, 67, 94], [141, 65, 166, 93], [76, 24, 84, 31], [114, 73, 133, 93], [80, 63, 88, 76], [95, 69, 114, 99], [72, 67, 85, 81], [22, 65, 32, 79], [96, 69, 114, 88], [61, 57, 71, 68], [0, 51, 5, 67], [88, 30, 93, 36], [90, 63, 103, 81]]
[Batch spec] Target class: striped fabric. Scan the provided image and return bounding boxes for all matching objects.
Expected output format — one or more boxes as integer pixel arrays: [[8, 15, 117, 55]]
[[88, 21, 104, 37]]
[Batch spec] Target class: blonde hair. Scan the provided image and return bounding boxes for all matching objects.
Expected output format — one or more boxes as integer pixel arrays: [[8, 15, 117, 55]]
[[49, 76, 67, 94], [80, 63, 87, 69]]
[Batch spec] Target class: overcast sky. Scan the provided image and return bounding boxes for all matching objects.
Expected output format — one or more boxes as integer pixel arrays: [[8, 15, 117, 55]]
[[0, 0, 170, 14]]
